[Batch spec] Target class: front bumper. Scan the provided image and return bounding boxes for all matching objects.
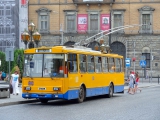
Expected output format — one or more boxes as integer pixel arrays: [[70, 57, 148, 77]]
[[22, 93, 64, 99]]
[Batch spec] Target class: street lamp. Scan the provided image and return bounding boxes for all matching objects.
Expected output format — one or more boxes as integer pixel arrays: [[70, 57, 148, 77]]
[[21, 29, 30, 49], [106, 44, 111, 53], [33, 30, 41, 48], [21, 21, 41, 49], [100, 44, 106, 52]]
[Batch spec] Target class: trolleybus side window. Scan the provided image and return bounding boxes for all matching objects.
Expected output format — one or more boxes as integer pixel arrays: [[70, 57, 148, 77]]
[[95, 56, 102, 73], [44, 54, 65, 77], [120, 58, 123, 72], [109, 57, 115, 73], [102, 57, 108, 72], [79, 54, 87, 73], [68, 54, 77, 73], [87, 55, 95, 73], [115, 58, 121, 72]]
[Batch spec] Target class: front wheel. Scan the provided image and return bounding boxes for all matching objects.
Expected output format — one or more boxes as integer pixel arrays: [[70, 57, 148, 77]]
[[106, 84, 113, 98], [77, 86, 85, 103], [39, 99, 48, 103]]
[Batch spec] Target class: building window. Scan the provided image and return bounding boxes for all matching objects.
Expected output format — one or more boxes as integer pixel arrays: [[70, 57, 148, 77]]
[[6, 6, 11, 16], [113, 14, 122, 28], [112, 10, 125, 33], [138, 6, 155, 34], [90, 14, 98, 33], [36, 8, 51, 33], [6, 26, 10, 34], [0, 26, 4, 34], [142, 53, 150, 68], [66, 14, 76, 32], [142, 14, 151, 32], [40, 15, 48, 30], [0, 6, 4, 16], [87, 10, 100, 34], [64, 11, 77, 33]]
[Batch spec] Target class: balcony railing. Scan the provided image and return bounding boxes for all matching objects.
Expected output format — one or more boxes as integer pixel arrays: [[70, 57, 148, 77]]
[[72, 0, 115, 4]]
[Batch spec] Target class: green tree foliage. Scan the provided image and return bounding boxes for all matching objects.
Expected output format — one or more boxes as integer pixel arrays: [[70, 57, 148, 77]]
[[13, 49, 24, 82], [0, 51, 7, 72], [0, 49, 24, 83]]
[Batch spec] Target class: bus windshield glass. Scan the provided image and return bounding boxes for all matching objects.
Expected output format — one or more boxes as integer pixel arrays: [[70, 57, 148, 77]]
[[23, 54, 65, 78]]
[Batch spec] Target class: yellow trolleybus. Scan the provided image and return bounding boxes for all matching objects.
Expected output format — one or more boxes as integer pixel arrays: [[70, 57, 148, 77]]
[[22, 46, 124, 103]]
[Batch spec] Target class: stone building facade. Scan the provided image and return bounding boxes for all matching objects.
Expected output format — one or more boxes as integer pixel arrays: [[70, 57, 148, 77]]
[[29, 0, 160, 77], [0, 0, 18, 52]]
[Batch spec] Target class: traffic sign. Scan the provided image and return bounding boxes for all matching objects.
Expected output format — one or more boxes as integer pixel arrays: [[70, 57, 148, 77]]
[[125, 58, 131, 67], [139, 60, 146, 67], [5, 48, 14, 61], [141, 55, 146, 60]]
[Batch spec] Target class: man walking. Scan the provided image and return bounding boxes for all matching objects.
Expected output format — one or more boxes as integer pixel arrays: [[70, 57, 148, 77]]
[[10, 71, 19, 95], [127, 71, 135, 94]]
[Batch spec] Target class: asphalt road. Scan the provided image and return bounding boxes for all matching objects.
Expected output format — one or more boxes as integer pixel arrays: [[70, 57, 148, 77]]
[[0, 86, 160, 120]]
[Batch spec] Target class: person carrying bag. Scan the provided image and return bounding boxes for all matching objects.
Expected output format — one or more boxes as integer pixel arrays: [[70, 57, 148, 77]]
[[10, 71, 19, 95]]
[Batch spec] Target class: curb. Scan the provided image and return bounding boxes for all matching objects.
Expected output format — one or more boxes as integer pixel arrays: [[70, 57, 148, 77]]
[[0, 99, 39, 107], [0, 84, 159, 107], [124, 84, 160, 90]]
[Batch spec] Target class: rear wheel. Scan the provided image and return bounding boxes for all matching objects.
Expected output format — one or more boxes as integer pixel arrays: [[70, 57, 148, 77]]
[[77, 86, 85, 103], [39, 99, 48, 103], [106, 84, 113, 98]]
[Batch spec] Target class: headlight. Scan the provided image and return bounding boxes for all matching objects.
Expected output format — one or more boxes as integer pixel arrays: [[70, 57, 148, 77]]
[[53, 87, 60, 91], [26, 86, 31, 91]]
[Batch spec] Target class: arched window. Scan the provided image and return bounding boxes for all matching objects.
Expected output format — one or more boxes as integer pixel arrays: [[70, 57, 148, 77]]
[[142, 47, 150, 68]]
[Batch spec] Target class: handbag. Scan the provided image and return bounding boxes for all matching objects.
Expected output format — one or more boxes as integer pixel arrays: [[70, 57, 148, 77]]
[[10, 84, 13, 94], [133, 80, 135, 84]]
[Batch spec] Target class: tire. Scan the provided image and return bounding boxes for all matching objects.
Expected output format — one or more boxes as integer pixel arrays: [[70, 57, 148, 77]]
[[77, 86, 85, 103], [39, 99, 48, 103], [106, 84, 113, 98]]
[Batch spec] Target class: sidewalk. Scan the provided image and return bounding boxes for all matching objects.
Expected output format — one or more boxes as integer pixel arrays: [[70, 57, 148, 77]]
[[0, 82, 159, 107], [0, 86, 38, 107], [124, 82, 160, 90]]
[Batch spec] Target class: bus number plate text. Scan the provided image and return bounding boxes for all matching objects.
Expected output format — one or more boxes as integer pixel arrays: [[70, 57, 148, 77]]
[[38, 87, 46, 90]]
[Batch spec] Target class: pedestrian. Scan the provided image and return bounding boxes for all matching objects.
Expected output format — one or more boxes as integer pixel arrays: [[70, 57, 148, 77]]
[[10, 71, 19, 95], [134, 72, 141, 93], [1, 71, 6, 80], [127, 71, 135, 94], [132, 71, 136, 89]]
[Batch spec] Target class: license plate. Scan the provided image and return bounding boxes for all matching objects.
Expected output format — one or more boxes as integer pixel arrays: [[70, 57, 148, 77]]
[[38, 87, 46, 90]]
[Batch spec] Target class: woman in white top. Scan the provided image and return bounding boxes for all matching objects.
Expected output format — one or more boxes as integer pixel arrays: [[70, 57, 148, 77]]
[[10, 71, 19, 95]]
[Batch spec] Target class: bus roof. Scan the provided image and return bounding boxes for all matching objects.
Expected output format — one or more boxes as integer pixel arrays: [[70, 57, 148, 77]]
[[24, 45, 123, 58]]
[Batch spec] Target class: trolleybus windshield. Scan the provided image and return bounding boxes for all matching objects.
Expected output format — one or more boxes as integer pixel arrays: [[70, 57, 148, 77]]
[[23, 54, 65, 78]]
